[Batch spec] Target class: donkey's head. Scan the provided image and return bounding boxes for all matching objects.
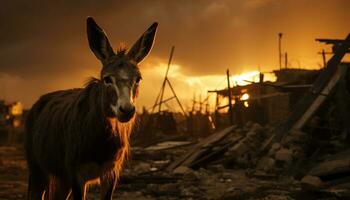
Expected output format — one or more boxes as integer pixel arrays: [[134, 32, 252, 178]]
[[87, 17, 157, 122]]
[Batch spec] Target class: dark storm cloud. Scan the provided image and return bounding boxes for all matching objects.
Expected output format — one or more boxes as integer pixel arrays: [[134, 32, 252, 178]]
[[1, 0, 350, 76], [0, 0, 349, 107], [0, 0, 119, 77]]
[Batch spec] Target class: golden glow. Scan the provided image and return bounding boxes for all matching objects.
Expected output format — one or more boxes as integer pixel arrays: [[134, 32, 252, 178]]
[[231, 71, 260, 86], [10, 102, 23, 116], [230, 70, 276, 86], [140, 62, 277, 112], [240, 93, 249, 101], [13, 119, 21, 127], [244, 101, 249, 108]]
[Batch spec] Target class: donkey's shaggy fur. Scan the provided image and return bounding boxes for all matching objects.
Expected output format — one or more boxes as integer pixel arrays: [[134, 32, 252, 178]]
[[25, 17, 157, 200]]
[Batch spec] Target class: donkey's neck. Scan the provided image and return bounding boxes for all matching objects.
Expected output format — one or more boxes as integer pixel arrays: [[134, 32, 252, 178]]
[[78, 78, 106, 130]]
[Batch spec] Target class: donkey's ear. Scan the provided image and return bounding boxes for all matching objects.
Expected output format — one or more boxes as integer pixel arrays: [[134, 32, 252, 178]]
[[127, 22, 158, 63], [87, 17, 114, 63]]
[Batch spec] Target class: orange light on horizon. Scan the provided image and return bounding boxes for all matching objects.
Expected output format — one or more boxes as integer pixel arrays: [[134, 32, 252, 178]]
[[230, 70, 276, 86], [140, 63, 278, 112]]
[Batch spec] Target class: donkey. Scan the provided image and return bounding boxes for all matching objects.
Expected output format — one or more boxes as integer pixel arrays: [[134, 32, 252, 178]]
[[25, 17, 158, 200]]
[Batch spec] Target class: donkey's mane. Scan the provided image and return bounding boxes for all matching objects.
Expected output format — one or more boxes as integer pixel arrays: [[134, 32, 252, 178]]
[[84, 76, 100, 87], [116, 47, 127, 56]]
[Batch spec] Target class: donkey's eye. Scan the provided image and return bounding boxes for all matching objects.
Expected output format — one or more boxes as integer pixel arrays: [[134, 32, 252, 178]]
[[103, 76, 113, 85]]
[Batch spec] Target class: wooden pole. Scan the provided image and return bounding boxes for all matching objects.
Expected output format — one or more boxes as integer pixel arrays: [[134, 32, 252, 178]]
[[278, 33, 283, 70], [215, 93, 220, 128], [158, 46, 175, 113], [151, 84, 162, 112], [226, 69, 234, 125], [157, 82, 166, 113], [166, 79, 187, 116], [322, 49, 326, 68], [191, 93, 196, 113], [205, 93, 209, 113], [199, 94, 202, 114], [165, 46, 175, 80], [285, 52, 288, 68]]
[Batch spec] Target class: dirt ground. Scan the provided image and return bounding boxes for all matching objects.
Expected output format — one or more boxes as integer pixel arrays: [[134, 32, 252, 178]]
[[0, 144, 343, 200]]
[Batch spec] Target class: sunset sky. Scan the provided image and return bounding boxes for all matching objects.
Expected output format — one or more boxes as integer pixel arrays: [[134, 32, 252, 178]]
[[0, 0, 349, 111]]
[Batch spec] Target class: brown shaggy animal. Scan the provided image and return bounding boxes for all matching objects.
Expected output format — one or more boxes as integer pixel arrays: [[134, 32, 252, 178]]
[[25, 17, 158, 200]]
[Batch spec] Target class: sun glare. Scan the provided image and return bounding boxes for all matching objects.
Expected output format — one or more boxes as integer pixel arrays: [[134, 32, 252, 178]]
[[230, 70, 276, 86], [231, 71, 260, 86]]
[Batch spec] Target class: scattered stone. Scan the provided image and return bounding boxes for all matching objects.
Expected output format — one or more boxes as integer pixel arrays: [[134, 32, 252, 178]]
[[173, 166, 192, 175], [149, 167, 158, 172], [133, 162, 151, 173], [257, 156, 276, 172], [271, 143, 281, 151], [301, 175, 324, 191], [275, 148, 293, 162], [207, 164, 225, 172]]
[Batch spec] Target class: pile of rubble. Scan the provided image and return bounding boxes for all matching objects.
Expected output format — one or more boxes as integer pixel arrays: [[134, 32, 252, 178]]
[[93, 118, 350, 200], [107, 123, 299, 200]]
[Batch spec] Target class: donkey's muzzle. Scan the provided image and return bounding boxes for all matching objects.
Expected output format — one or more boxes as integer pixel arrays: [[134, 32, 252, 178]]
[[118, 105, 135, 122]]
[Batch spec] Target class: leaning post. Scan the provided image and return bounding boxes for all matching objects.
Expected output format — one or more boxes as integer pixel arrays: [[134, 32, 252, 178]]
[[226, 69, 234, 125]]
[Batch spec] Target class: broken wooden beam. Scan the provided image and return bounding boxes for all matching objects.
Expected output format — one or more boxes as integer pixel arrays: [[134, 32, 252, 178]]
[[166, 126, 235, 171], [189, 134, 243, 169]]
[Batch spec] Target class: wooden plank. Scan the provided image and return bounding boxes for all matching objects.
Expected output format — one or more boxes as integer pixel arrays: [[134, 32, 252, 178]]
[[293, 63, 347, 129], [144, 141, 193, 151], [226, 69, 234, 125], [166, 126, 235, 171], [334, 68, 350, 140], [309, 158, 350, 179], [189, 134, 243, 169]]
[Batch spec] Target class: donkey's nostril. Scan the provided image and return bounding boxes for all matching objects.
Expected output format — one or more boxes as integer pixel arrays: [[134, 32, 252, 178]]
[[119, 105, 135, 114], [119, 106, 127, 113]]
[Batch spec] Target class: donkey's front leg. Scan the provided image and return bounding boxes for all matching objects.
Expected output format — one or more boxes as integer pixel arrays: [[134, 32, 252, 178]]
[[100, 172, 117, 200], [71, 177, 87, 200]]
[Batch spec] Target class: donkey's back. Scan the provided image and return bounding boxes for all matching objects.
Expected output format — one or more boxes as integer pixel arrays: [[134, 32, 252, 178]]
[[25, 88, 85, 199], [25, 88, 84, 175]]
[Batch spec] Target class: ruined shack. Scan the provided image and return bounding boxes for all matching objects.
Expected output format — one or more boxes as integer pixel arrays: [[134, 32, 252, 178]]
[[209, 68, 322, 128]]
